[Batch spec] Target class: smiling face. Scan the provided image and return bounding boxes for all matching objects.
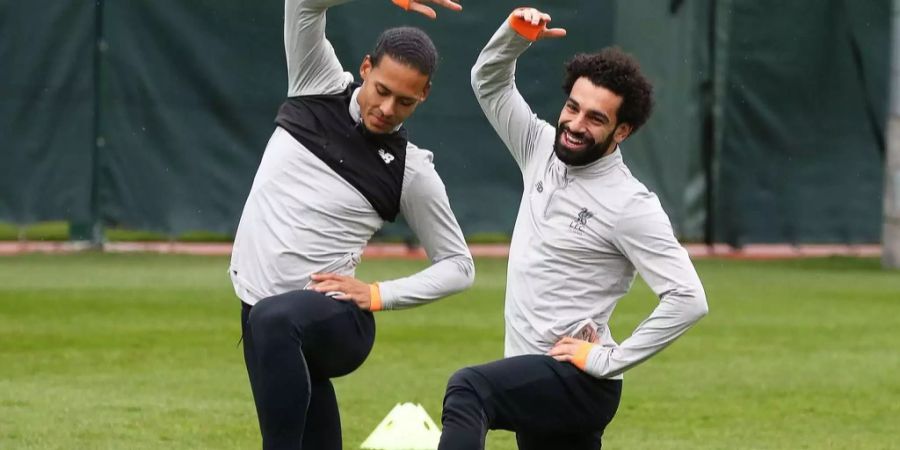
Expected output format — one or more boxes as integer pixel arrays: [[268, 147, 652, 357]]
[[357, 54, 430, 134], [554, 77, 633, 166]]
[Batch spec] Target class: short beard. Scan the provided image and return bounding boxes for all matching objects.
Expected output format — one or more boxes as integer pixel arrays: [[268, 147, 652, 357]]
[[553, 125, 616, 166]]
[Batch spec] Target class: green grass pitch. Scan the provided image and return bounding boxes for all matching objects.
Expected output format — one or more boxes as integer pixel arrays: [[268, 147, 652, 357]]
[[1, 254, 898, 449]]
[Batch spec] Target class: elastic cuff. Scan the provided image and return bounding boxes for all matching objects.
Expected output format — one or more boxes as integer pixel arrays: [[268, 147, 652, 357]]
[[392, 0, 411, 11], [572, 342, 594, 370], [508, 8, 543, 42], [369, 283, 383, 311]]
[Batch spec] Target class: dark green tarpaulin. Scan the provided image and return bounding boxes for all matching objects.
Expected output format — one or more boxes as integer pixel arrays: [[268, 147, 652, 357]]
[[712, 0, 888, 244], [615, 0, 712, 240], [0, 0, 890, 243], [96, 0, 285, 234], [0, 0, 95, 225]]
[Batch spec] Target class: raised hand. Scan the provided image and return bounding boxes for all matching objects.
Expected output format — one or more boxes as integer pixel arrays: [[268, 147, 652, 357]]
[[510, 7, 567, 40], [391, 0, 462, 19]]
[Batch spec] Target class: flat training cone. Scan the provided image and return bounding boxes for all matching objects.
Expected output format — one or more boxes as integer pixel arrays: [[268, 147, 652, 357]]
[[360, 402, 441, 449]]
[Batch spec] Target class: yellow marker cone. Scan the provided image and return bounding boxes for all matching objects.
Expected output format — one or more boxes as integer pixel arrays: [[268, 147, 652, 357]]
[[360, 403, 442, 450]]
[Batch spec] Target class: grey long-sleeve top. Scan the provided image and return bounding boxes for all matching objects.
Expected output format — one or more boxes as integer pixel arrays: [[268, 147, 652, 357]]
[[229, 0, 474, 309], [472, 20, 708, 379]]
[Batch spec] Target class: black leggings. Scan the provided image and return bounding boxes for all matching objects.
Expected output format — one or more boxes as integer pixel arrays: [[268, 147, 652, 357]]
[[438, 355, 622, 450], [241, 290, 375, 450]]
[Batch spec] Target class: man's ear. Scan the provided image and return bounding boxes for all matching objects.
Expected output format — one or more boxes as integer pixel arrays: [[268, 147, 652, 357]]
[[359, 55, 373, 81], [420, 81, 431, 102], [614, 123, 633, 143]]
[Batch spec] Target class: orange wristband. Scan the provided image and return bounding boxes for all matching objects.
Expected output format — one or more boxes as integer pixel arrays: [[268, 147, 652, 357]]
[[571, 342, 594, 370], [392, 0, 411, 11], [508, 8, 544, 42], [369, 283, 383, 311]]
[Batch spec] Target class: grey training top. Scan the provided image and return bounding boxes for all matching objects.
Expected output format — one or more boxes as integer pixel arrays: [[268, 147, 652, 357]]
[[229, 0, 474, 309], [472, 21, 708, 379]]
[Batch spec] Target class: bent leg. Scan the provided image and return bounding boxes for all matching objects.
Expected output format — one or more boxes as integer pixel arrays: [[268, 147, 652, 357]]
[[242, 290, 375, 449], [438, 355, 621, 450], [439, 367, 492, 450]]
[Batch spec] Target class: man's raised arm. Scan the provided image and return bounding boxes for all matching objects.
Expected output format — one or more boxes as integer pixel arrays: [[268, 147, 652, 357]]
[[471, 8, 566, 171], [285, 0, 462, 97], [284, 0, 355, 97]]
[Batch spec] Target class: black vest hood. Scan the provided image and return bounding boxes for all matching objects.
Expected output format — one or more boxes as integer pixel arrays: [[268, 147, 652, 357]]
[[275, 83, 407, 222]]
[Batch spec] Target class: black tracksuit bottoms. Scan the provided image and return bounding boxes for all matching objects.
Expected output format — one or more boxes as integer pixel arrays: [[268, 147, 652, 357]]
[[438, 355, 623, 450], [240, 289, 375, 450]]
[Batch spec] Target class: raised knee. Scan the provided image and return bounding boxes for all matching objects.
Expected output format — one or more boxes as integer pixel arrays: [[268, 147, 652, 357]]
[[442, 367, 489, 429], [247, 298, 292, 333], [446, 367, 480, 392]]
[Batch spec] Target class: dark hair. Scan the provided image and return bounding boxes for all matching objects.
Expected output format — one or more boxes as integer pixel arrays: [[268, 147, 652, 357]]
[[562, 47, 653, 133], [371, 27, 438, 79]]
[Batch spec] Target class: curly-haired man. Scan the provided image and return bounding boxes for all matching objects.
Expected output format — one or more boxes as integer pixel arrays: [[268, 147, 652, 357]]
[[438, 7, 708, 449]]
